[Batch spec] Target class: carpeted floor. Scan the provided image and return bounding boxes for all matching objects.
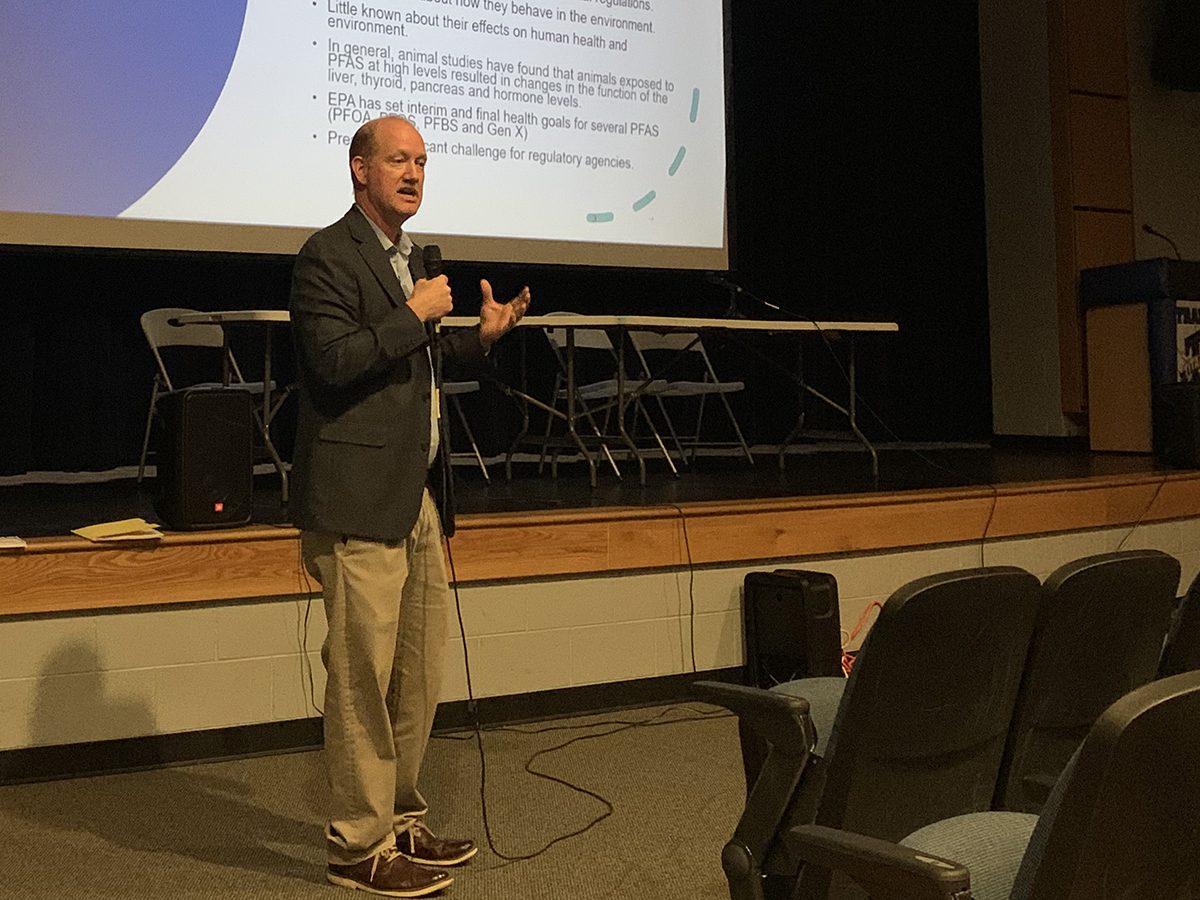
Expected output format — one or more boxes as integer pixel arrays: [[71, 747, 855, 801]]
[[0, 704, 742, 899]]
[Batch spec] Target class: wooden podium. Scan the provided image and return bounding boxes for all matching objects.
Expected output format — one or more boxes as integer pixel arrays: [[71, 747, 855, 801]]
[[1081, 259, 1200, 453]]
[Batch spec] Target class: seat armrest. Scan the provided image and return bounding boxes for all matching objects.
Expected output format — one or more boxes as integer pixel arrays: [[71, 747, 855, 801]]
[[785, 825, 973, 900], [693, 680, 818, 900], [691, 680, 815, 751]]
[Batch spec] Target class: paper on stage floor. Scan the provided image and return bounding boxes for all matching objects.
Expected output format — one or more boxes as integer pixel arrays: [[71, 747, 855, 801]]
[[72, 518, 162, 542]]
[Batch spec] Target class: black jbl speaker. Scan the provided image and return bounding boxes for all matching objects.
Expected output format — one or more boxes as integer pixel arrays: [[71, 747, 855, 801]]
[[154, 388, 254, 530], [1152, 383, 1200, 469], [742, 569, 843, 688]]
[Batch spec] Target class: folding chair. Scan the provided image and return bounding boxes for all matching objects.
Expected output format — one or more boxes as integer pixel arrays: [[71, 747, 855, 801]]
[[442, 379, 490, 481], [536, 314, 673, 480], [137, 307, 278, 482], [627, 329, 753, 465]]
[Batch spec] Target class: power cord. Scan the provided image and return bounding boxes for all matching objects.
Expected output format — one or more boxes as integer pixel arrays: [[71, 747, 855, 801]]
[[1115, 473, 1170, 551], [296, 532, 323, 716], [442, 522, 732, 863], [668, 502, 699, 673], [840, 600, 883, 675]]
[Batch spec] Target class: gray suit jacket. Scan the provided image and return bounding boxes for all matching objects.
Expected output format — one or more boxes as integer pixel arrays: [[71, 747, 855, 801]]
[[289, 206, 486, 542]]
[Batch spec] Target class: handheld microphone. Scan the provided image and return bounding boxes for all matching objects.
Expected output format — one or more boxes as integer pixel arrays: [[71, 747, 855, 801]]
[[422, 243, 443, 279], [422, 244, 444, 389], [1142, 223, 1182, 261]]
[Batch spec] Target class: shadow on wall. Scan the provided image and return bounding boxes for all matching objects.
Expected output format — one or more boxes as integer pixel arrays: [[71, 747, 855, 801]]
[[15, 641, 328, 887], [29, 642, 158, 750]]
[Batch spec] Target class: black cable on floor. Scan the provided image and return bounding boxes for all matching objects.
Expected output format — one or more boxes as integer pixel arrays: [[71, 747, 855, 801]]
[[444, 530, 731, 862]]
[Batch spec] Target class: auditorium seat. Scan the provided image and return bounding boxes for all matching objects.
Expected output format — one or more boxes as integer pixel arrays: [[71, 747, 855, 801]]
[[694, 566, 1042, 900], [1158, 570, 1200, 678], [782, 669, 1200, 900], [993, 549, 1180, 813]]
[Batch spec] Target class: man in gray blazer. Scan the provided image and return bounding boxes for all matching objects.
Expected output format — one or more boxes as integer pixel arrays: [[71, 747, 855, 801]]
[[290, 115, 529, 897]]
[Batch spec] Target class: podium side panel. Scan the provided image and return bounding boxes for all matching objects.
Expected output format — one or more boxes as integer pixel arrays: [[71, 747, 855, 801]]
[[1086, 304, 1152, 452]]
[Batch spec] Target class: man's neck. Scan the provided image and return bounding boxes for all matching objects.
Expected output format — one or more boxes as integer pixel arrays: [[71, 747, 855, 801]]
[[354, 199, 405, 244]]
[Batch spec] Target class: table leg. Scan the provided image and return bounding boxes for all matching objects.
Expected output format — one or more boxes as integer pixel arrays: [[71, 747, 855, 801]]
[[565, 329, 598, 488], [257, 334, 290, 504], [615, 329, 646, 485], [505, 331, 532, 481], [845, 335, 879, 484]]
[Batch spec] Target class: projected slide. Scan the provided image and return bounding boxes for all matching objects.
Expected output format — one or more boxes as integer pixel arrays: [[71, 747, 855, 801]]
[[0, 0, 727, 261]]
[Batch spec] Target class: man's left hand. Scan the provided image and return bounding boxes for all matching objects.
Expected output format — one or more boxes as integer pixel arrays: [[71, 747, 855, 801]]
[[479, 279, 531, 349]]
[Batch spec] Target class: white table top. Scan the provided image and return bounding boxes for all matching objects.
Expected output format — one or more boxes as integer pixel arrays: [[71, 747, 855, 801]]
[[444, 314, 899, 332], [171, 310, 898, 333], [170, 310, 291, 325]]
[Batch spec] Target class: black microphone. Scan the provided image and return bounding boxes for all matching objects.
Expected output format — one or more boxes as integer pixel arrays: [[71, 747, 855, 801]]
[[420, 243, 455, 537], [421, 244, 445, 389], [422, 243, 443, 279], [1142, 223, 1182, 260]]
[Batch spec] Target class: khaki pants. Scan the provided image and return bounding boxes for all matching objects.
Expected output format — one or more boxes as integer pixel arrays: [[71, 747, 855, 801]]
[[301, 490, 449, 866]]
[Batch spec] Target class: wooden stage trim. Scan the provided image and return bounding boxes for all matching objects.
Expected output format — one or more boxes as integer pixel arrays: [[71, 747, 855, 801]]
[[2, 471, 1198, 618]]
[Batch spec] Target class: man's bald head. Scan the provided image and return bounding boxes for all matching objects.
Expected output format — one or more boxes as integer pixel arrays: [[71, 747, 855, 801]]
[[348, 116, 428, 238], [349, 115, 419, 189]]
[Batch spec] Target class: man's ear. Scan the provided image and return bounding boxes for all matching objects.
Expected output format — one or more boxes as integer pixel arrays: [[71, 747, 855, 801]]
[[350, 156, 367, 189]]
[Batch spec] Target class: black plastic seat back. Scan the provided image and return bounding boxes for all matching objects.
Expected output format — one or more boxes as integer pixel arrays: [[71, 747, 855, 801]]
[[995, 549, 1180, 813], [1017, 669, 1200, 899], [788, 567, 1041, 899], [1158, 570, 1200, 678]]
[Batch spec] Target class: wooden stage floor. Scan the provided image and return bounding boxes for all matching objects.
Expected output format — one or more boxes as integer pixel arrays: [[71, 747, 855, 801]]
[[4, 443, 1199, 619], [0, 443, 1174, 540]]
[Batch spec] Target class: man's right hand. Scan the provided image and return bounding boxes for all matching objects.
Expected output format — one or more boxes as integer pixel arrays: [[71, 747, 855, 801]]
[[407, 275, 453, 322]]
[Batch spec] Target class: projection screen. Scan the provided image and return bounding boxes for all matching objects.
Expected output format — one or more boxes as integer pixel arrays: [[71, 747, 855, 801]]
[[0, 0, 729, 268]]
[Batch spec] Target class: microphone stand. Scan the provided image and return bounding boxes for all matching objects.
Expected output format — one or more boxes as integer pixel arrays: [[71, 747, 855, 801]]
[[1142, 223, 1183, 261]]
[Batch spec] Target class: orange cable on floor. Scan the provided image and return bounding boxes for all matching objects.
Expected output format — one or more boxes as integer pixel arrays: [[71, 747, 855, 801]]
[[841, 600, 882, 676]]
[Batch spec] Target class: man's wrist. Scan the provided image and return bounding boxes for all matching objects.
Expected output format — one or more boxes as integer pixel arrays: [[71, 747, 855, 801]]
[[478, 327, 495, 353]]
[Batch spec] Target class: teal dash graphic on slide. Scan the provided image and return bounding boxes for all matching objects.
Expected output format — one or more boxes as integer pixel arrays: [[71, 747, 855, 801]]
[[584, 88, 699, 223], [668, 147, 686, 176]]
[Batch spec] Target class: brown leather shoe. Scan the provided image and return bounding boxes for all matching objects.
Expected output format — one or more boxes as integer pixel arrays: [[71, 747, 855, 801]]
[[327, 845, 452, 897], [397, 821, 478, 867]]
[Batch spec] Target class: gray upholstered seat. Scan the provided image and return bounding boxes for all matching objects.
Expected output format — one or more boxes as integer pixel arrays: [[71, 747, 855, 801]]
[[695, 566, 1042, 900], [994, 549, 1180, 812], [902, 811, 1038, 900], [783, 669, 1200, 900]]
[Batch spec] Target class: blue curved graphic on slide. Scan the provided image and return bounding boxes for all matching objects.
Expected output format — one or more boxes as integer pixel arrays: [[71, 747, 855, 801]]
[[0, 2, 248, 217]]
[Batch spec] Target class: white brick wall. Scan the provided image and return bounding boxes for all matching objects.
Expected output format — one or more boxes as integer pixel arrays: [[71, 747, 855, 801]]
[[0, 516, 1196, 751]]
